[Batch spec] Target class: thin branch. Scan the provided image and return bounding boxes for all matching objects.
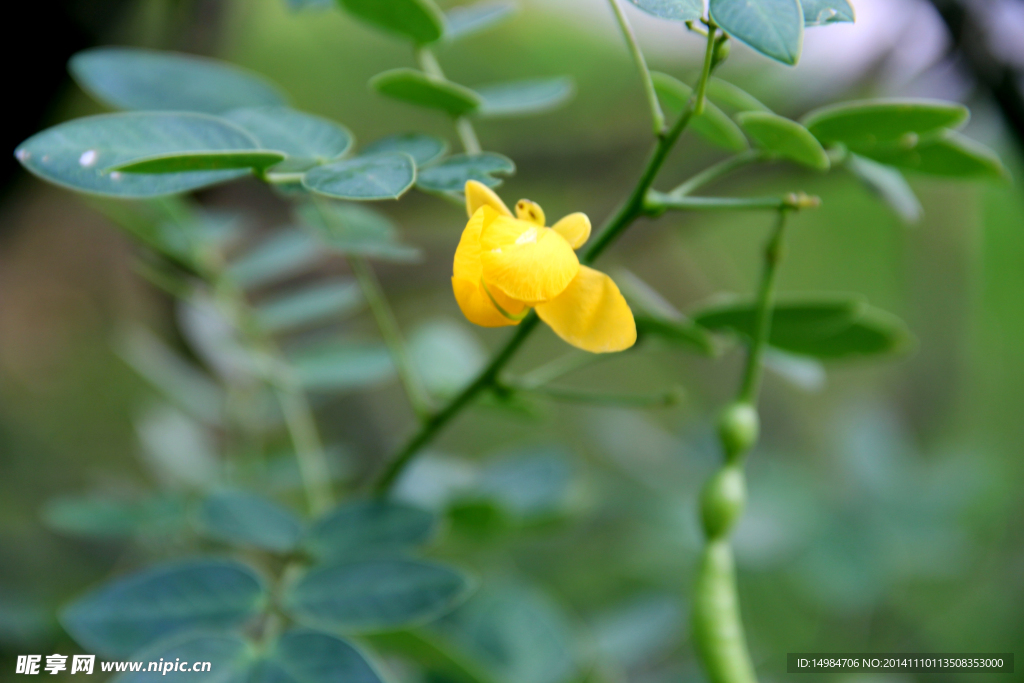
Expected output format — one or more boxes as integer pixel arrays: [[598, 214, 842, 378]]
[[607, 0, 666, 135], [668, 150, 766, 198]]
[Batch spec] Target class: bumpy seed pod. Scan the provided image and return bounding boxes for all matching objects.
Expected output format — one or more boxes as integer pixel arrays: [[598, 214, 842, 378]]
[[700, 463, 747, 540], [717, 402, 759, 461], [692, 539, 758, 683]]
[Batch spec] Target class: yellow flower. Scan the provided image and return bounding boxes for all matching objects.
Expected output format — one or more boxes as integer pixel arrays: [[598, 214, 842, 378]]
[[452, 180, 636, 353]]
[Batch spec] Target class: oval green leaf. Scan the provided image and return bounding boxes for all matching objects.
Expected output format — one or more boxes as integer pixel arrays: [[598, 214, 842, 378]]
[[855, 129, 1005, 179], [225, 107, 353, 163], [256, 280, 364, 333], [705, 77, 772, 113], [61, 559, 267, 657], [196, 490, 303, 553], [289, 342, 396, 392], [300, 202, 422, 262], [370, 69, 482, 117], [736, 111, 829, 170], [303, 152, 416, 200], [338, 0, 445, 44], [42, 495, 185, 540], [113, 633, 253, 683], [801, 0, 854, 26], [802, 98, 969, 148], [70, 47, 286, 113], [845, 153, 921, 224], [362, 133, 448, 166], [627, 0, 703, 21], [710, 0, 804, 65], [445, 1, 517, 41], [257, 629, 386, 683], [417, 153, 515, 192], [475, 78, 574, 118], [652, 72, 748, 152], [15, 112, 264, 197], [305, 500, 436, 561], [110, 150, 286, 174], [285, 558, 474, 632]]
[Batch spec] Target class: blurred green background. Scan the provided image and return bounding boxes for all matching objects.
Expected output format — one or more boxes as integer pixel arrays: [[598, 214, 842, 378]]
[[1, 0, 1022, 682]]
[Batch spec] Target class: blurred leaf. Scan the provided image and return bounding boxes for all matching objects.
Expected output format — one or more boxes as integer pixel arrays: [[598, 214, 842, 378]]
[[225, 107, 354, 165], [337, 0, 445, 44], [705, 77, 771, 113], [845, 153, 921, 224], [301, 202, 421, 261], [371, 69, 481, 117], [763, 348, 826, 392], [363, 133, 448, 166], [651, 72, 748, 152], [256, 280, 364, 333], [228, 229, 323, 290], [42, 495, 185, 540], [417, 153, 515, 192], [447, 499, 513, 541], [615, 269, 716, 355], [802, 98, 969, 147], [473, 447, 573, 520], [801, 0, 854, 26], [410, 319, 487, 397], [709, 0, 804, 66], [285, 558, 474, 632], [254, 628, 386, 683], [369, 630, 498, 683], [196, 490, 303, 553], [593, 595, 682, 669], [289, 342, 396, 392], [61, 559, 267, 657], [305, 500, 437, 561], [69, 47, 286, 113], [692, 295, 914, 359], [303, 153, 417, 200], [856, 130, 1005, 179], [627, 0, 703, 21], [445, 1, 517, 41], [15, 113, 259, 197], [136, 405, 221, 490], [177, 293, 257, 383], [111, 150, 286, 174], [113, 633, 254, 683], [431, 583, 577, 683], [474, 78, 574, 118], [736, 111, 829, 170]]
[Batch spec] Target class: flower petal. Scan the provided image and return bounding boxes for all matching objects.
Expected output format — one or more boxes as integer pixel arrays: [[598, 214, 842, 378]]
[[480, 216, 580, 304], [552, 212, 591, 249], [535, 265, 637, 353], [452, 206, 525, 327], [465, 180, 512, 218]]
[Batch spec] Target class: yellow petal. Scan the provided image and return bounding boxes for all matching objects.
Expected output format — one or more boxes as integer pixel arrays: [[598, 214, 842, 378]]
[[535, 265, 637, 353], [452, 206, 526, 327], [552, 212, 591, 250], [514, 199, 545, 226], [465, 180, 512, 219], [480, 216, 580, 304]]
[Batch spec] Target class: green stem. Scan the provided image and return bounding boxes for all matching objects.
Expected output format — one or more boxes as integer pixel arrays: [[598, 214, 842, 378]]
[[669, 150, 765, 198], [516, 351, 603, 389], [371, 28, 721, 495], [607, 0, 665, 134], [416, 46, 482, 154], [507, 382, 683, 407], [274, 381, 334, 515], [348, 255, 434, 419], [645, 192, 805, 213]]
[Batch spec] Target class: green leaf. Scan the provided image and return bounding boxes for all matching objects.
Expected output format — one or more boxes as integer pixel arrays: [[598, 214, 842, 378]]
[[627, 0, 703, 21], [692, 295, 914, 359], [256, 628, 387, 683], [705, 77, 772, 113], [368, 630, 499, 683], [475, 447, 572, 520], [854, 130, 1005, 179], [417, 153, 515, 192], [196, 490, 303, 553], [845, 153, 921, 223], [445, 1, 517, 41], [710, 0, 804, 65], [113, 633, 253, 683], [303, 153, 416, 200], [651, 72, 748, 152], [305, 500, 436, 561], [285, 558, 474, 632], [227, 229, 324, 289], [736, 111, 829, 170], [801, 0, 854, 25], [363, 133, 448, 166], [337, 0, 445, 43], [256, 280, 364, 333], [802, 98, 969, 148], [301, 202, 422, 262], [371, 69, 482, 116], [225, 107, 353, 164], [42, 495, 185, 540], [410, 319, 487, 397], [61, 559, 267, 657], [615, 268, 717, 356], [110, 150, 286, 174], [475, 78, 574, 118], [289, 342, 396, 392], [14, 112, 264, 197], [70, 47, 286, 113]]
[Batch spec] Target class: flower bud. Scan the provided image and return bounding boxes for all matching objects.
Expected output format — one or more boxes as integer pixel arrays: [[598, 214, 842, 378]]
[[717, 402, 759, 460], [700, 464, 746, 540]]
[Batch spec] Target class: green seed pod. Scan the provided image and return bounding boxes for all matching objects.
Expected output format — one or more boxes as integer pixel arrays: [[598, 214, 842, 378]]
[[692, 539, 758, 683], [713, 38, 731, 68], [700, 463, 746, 540], [717, 402, 759, 461]]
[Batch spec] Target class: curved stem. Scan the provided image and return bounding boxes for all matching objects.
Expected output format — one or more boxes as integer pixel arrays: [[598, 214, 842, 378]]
[[646, 193, 808, 213], [607, 0, 665, 134], [669, 150, 765, 198]]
